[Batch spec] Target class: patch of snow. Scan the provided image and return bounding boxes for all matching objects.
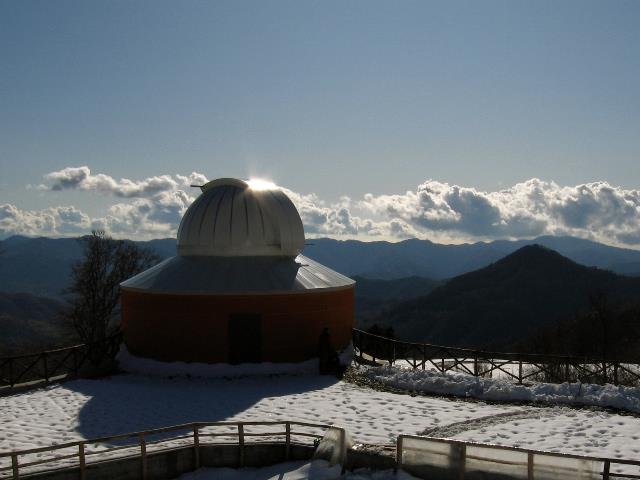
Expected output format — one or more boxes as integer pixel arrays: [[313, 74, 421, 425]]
[[117, 346, 319, 377], [339, 344, 354, 367], [359, 365, 640, 413], [314, 426, 353, 466], [117, 344, 355, 378]]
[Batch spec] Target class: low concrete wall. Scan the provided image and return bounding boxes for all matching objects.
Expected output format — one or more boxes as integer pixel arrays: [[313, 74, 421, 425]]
[[344, 448, 396, 471]]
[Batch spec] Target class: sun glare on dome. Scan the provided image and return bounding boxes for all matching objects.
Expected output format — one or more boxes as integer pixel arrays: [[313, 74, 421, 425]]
[[247, 178, 278, 191]]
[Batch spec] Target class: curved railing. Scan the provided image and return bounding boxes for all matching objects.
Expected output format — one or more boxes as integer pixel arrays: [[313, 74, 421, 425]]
[[0, 420, 338, 480], [2, 419, 639, 480], [0, 332, 122, 393], [352, 328, 640, 385]]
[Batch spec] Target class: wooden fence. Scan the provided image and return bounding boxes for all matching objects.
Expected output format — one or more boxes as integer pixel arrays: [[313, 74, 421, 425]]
[[2, 419, 638, 480], [0, 420, 336, 480], [352, 328, 640, 385], [0, 332, 122, 392]]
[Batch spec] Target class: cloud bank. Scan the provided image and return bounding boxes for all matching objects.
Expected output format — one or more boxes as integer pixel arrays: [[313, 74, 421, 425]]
[[3, 166, 640, 249]]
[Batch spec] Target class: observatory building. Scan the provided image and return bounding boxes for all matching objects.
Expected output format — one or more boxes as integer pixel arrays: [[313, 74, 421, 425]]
[[120, 178, 355, 364]]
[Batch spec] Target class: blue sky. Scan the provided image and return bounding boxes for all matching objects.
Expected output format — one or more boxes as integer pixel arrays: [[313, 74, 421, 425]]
[[1, 1, 640, 245]]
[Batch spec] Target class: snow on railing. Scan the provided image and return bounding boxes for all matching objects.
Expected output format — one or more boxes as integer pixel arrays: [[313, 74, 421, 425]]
[[0, 420, 338, 480], [353, 329, 640, 386]]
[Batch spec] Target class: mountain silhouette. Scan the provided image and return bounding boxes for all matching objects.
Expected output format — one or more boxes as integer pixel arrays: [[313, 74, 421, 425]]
[[1, 234, 639, 298], [365, 245, 640, 349]]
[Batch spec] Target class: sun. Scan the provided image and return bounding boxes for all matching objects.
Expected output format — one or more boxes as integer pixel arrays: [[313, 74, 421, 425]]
[[246, 178, 278, 191]]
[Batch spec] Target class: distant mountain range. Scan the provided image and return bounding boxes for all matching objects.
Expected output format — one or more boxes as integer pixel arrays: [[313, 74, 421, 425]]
[[365, 245, 640, 350], [2, 234, 640, 355], [1, 234, 639, 299], [0, 235, 175, 298], [304, 235, 640, 279]]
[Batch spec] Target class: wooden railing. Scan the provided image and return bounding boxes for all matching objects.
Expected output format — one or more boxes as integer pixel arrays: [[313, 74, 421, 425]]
[[352, 328, 640, 386], [0, 420, 336, 480], [2, 418, 638, 480], [0, 332, 122, 392]]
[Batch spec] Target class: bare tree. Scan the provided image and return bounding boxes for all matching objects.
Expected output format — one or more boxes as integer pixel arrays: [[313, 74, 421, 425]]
[[587, 290, 610, 363], [63, 230, 160, 343]]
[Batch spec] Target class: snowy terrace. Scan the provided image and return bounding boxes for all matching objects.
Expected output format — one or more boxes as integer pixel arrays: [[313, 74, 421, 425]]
[[3, 370, 640, 477]]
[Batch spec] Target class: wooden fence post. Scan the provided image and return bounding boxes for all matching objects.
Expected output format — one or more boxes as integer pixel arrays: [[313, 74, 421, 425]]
[[139, 434, 147, 480], [11, 454, 19, 480], [193, 425, 200, 469], [391, 342, 396, 366], [73, 348, 79, 377], [603, 459, 610, 480], [339, 428, 347, 473], [238, 424, 245, 467], [527, 452, 533, 480], [518, 361, 523, 385], [78, 442, 86, 480], [9, 357, 14, 388], [42, 352, 49, 382], [458, 444, 466, 480], [396, 436, 403, 472], [285, 422, 291, 460]]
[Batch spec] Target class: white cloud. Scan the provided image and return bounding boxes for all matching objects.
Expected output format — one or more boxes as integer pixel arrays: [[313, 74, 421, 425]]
[[41, 166, 207, 198], [92, 190, 194, 238], [356, 178, 640, 246], [0, 204, 91, 237], [3, 168, 640, 249]]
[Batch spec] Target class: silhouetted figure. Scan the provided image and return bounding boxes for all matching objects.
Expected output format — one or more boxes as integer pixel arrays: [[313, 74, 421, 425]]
[[318, 328, 339, 374]]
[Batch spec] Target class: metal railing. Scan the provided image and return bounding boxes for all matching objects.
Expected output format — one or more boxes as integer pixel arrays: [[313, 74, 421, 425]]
[[353, 328, 640, 385], [0, 332, 122, 392], [0, 420, 337, 480]]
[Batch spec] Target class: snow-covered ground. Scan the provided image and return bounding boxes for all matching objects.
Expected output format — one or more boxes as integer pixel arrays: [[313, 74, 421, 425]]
[[361, 365, 640, 412], [176, 460, 417, 480], [0, 373, 517, 451], [2, 371, 640, 474], [117, 344, 354, 378]]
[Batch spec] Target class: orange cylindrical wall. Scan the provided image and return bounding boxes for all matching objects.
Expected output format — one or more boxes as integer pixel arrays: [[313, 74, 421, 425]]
[[120, 287, 354, 363]]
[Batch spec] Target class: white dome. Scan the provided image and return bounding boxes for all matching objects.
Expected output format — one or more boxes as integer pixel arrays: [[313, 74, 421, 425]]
[[177, 178, 305, 257]]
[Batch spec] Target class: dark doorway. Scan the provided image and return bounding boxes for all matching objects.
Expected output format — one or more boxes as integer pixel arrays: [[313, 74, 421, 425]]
[[228, 313, 262, 364]]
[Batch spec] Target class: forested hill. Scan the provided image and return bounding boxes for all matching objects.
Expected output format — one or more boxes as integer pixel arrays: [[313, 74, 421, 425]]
[[0, 292, 74, 356], [366, 245, 640, 350], [353, 275, 440, 322]]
